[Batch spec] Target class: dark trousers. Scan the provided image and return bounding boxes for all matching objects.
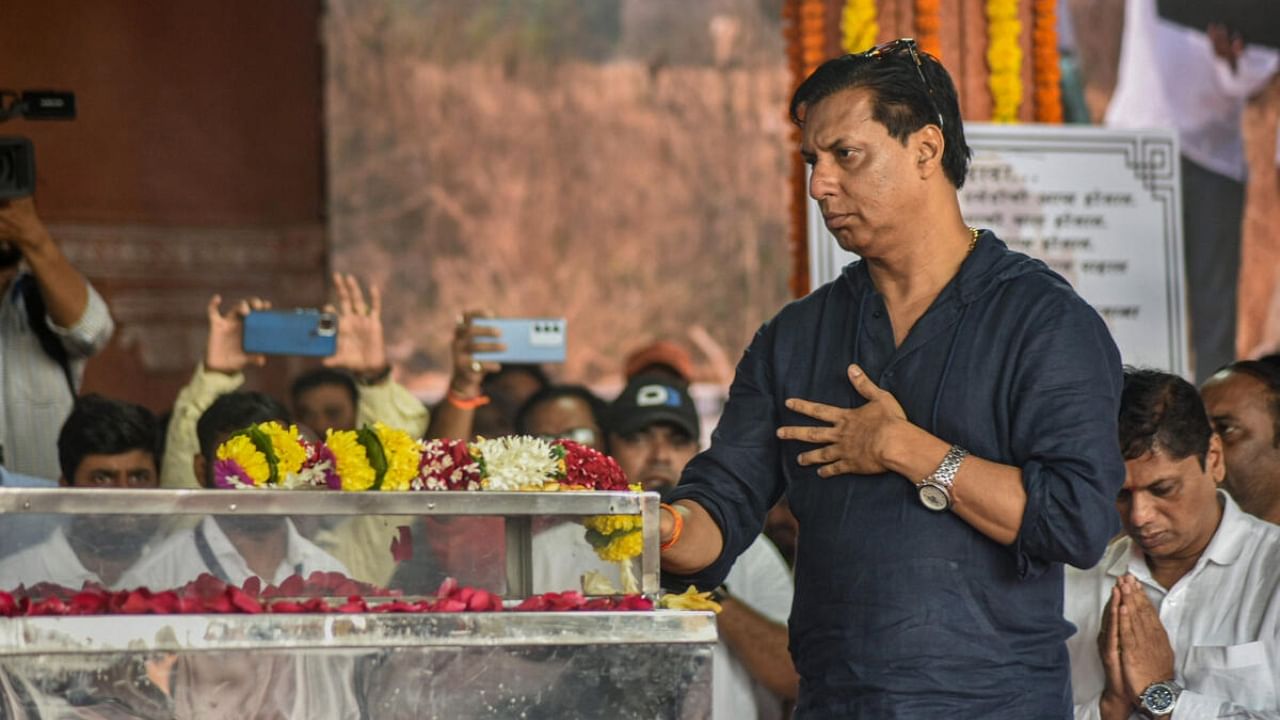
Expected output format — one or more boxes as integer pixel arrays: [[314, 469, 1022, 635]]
[[1182, 155, 1245, 383]]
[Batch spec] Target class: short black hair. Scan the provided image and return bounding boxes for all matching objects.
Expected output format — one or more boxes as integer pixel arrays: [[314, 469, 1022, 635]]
[[514, 384, 609, 437], [291, 367, 358, 407], [1212, 359, 1280, 447], [196, 391, 292, 463], [1119, 368, 1212, 468], [482, 364, 551, 395], [789, 44, 972, 188], [58, 394, 161, 480]]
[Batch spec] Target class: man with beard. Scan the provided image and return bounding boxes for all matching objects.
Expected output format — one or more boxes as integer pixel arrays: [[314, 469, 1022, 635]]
[[0, 395, 160, 589], [0, 197, 114, 481], [122, 392, 346, 589]]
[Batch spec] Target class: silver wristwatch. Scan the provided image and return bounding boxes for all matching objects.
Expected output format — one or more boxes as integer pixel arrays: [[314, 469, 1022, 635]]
[[916, 445, 968, 512], [1138, 679, 1182, 717]]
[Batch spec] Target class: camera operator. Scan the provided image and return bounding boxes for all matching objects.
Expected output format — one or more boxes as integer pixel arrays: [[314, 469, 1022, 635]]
[[0, 196, 114, 481]]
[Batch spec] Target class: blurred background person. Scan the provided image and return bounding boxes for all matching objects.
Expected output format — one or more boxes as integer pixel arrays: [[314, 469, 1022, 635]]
[[0, 395, 161, 590], [0, 197, 114, 481], [1200, 359, 1280, 524]]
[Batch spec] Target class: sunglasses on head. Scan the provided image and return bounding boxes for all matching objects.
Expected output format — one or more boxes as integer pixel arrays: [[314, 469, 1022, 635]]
[[852, 37, 946, 129]]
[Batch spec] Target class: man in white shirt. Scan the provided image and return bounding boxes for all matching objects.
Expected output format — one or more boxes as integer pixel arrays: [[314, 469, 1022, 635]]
[[123, 392, 346, 591], [1106, 0, 1279, 380], [534, 376, 798, 720], [0, 395, 162, 590], [1066, 368, 1280, 719], [0, 196, 114, 480]]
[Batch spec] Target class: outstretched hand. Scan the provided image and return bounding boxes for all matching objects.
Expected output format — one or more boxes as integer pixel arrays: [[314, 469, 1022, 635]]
[[776, 364, 908, 477], [205, 295, 270, 374], [324, 272, 388, 377]]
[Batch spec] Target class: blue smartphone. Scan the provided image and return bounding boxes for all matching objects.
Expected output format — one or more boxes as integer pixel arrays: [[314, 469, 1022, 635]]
[[472, 317, 567, 364], [242, 309, 338, 357]]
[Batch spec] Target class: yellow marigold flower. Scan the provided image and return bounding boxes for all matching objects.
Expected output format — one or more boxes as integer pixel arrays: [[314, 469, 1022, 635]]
[[373, 422, 422, 491], [584, 514, 643, 536], [216, 435, 270, 486], [597, 529, 644, 562], [260, 422, 306, 477], [326, 429, 376, 491]]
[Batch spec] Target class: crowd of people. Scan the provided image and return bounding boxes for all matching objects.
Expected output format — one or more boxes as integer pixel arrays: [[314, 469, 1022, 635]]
[[0, 190, 804, 718]]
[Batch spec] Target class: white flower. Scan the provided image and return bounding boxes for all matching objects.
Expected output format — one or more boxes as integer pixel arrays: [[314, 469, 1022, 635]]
[[474, 436, 558, 491]]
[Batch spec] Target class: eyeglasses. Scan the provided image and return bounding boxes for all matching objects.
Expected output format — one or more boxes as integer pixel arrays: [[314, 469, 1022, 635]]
[[853, 37, 945, 129], [537, 427, 598, 447]]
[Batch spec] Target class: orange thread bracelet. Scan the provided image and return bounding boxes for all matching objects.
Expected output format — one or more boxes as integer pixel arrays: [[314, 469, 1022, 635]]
[[446, 389, 491, 410], [659, 503, 684, 551]]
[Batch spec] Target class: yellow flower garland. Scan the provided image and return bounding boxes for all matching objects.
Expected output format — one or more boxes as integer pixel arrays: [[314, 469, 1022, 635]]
[[215, 435, 271, 486], [325, 428, 376, 491], [840, 0, 878, 54], [260, 422, 306, 478], [986, 0, 1023, 123], [373, 422, 422, 491]]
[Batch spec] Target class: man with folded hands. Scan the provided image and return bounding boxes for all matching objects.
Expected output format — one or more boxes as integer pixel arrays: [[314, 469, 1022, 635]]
[[1065, 368, 1280, 718]]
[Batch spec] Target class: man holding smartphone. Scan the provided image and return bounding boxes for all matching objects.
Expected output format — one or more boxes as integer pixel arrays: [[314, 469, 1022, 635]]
[[0, 196, 114, 481], [160, 273, 427, 489]]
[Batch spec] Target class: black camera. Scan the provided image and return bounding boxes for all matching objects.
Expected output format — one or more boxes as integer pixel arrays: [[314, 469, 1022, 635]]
[[0, 91, 76, 199]]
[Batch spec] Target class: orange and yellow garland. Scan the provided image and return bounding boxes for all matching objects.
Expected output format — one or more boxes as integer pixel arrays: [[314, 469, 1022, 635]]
[[783, 0, 827, 298], [986, 0, 1023, 123], [1031, 0, 1062, 123], [914, 0, 941, 60]]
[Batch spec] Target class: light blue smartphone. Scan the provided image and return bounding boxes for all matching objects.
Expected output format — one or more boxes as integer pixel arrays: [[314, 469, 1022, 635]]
[[242, 309, 338, 357], [472, 317, 567, 364]]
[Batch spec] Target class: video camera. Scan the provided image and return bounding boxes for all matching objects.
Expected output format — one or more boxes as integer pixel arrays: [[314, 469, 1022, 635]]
[[0, 90, 77, 199]]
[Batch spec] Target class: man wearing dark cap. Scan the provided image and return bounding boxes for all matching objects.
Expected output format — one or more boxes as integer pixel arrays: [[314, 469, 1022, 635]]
[[609, 375, 798, 720]]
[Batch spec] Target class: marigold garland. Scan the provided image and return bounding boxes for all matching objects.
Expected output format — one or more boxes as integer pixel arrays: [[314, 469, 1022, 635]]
[[1032, 0, 1062, 123], [914, 0, 942, 60], [840, 0, 878, 54], [213, 422, 325, 489], [783, 0, 827, 300], [326, 427, 377, 492], [986, 0, 1023, 123]]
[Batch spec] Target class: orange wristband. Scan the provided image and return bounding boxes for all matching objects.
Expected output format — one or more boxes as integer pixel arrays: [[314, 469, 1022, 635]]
[[446, 389, 491, 410], [659, 503, 684, 551]]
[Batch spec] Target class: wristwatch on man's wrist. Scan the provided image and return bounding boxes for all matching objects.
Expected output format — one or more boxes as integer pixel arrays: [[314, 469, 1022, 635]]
[[916, 445, 968, 512], [1137, 679, 1182, 717]]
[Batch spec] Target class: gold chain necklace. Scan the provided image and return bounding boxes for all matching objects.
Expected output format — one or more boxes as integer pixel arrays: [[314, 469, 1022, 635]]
[[967, 226, 980, 254]]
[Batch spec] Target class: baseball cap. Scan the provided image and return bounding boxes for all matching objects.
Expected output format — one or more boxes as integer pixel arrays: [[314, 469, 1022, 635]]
[[609, 375, 700, 439]]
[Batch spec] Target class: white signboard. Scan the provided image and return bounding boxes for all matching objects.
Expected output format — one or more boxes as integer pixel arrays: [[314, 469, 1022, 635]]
[[808, 124, 1189, 377]]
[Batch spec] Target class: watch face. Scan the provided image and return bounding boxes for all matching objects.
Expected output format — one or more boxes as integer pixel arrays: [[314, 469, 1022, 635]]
[[1141, 683, 1176, 712], [918, 483, 950, 511]]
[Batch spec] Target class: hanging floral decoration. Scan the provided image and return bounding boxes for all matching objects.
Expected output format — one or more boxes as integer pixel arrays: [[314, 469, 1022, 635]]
[[783, 0, 829, 300], [986, 0, 1023, 123], [1031, 0, 1062, 123], [840, 0, 878, 54], [914, 0, 942, 60]]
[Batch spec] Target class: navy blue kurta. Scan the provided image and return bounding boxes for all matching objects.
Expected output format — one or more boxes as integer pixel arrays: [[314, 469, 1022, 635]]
[[666, 232, 1125, 718]]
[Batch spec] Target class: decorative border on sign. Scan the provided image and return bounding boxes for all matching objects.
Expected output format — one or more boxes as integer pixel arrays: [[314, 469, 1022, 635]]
[[806, 125, 1187, 377]]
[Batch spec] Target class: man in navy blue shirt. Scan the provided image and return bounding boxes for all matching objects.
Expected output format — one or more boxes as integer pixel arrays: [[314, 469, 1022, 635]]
[[658, 40, 1125, 717]]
